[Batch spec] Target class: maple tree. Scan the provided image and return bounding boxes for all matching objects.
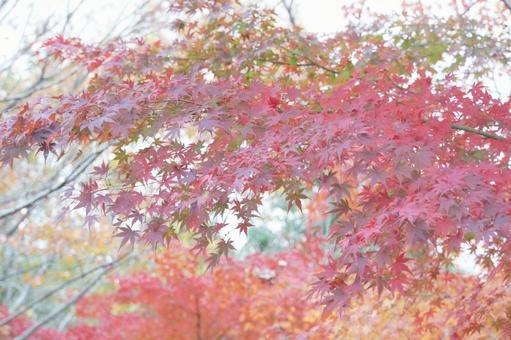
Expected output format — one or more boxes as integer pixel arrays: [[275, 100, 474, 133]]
[[3, 240, 509, 339], [63, 241, 327, 339], [0, 0, 510, 336]]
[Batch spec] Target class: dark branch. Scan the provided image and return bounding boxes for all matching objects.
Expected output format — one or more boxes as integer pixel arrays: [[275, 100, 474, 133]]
[[4, 210, 30, 237], [450, 124, 506, 141], [256, 58, 316, 68]]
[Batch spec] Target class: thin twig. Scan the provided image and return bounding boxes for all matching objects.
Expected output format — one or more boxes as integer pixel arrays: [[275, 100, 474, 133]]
[[256, 58, 316, 68], [280, 0, 297, 29], [0, 262, 43, 282], [300, 54, 339, 74]]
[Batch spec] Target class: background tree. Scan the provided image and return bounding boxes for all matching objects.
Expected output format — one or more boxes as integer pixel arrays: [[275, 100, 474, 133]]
[[3, 240, 508, 339]]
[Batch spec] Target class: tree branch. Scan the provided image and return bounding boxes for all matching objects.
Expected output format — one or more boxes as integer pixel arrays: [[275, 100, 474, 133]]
[[0, 252, 129, 327], [0, 145, 109, 221], [195, 294, 202, 340], [14, 254, 129, 340], [4, 210, 30, 237], [450, 124, 506, 141], [299, 54, 339, 74], [280, 0, 297, 29], [0, 262, 43, 282], [502, 0, 511, 11], [256, 58, 316, 68]]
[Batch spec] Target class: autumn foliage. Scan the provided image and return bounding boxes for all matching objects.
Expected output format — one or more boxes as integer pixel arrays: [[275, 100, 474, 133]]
[[0, 0, 511, 337], [3, 240, 511, 339], [65, 245, 511, 339]]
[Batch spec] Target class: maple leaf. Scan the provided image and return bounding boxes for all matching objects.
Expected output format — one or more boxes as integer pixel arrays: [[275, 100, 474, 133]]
[[84, 214, 99, 229], [396, 198, 427, 224], [287, 191, 307, 213], [142, 221, 168, 249], [92, 162, 109, 177], [389, 254, 411, 295], [237, 220, 253, 235], [207, 238, 235, 270], [327, 199, 351, 217], [113, 191, 144, 217], [328, 181, 353, 200], [37, 141, 58, 160], [73, 180, 99, 214], [114, 226, 139, 249]]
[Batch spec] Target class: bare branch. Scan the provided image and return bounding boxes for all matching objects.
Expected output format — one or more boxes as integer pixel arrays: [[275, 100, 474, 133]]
[[280, 0, 297, 29], [0, 261, 45, 282], [0, 145, 109, 221], [4, 210, 29, 237], [0, 252, 130, 327], [14, 254, 130, 340]]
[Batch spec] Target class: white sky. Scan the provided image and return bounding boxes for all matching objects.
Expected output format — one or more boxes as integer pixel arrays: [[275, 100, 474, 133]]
[[0, 0, 437, 56], [277, 0, 405, 32]]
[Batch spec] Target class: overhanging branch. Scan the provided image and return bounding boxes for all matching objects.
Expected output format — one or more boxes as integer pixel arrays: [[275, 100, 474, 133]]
[[450, 124, 506, 141]]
